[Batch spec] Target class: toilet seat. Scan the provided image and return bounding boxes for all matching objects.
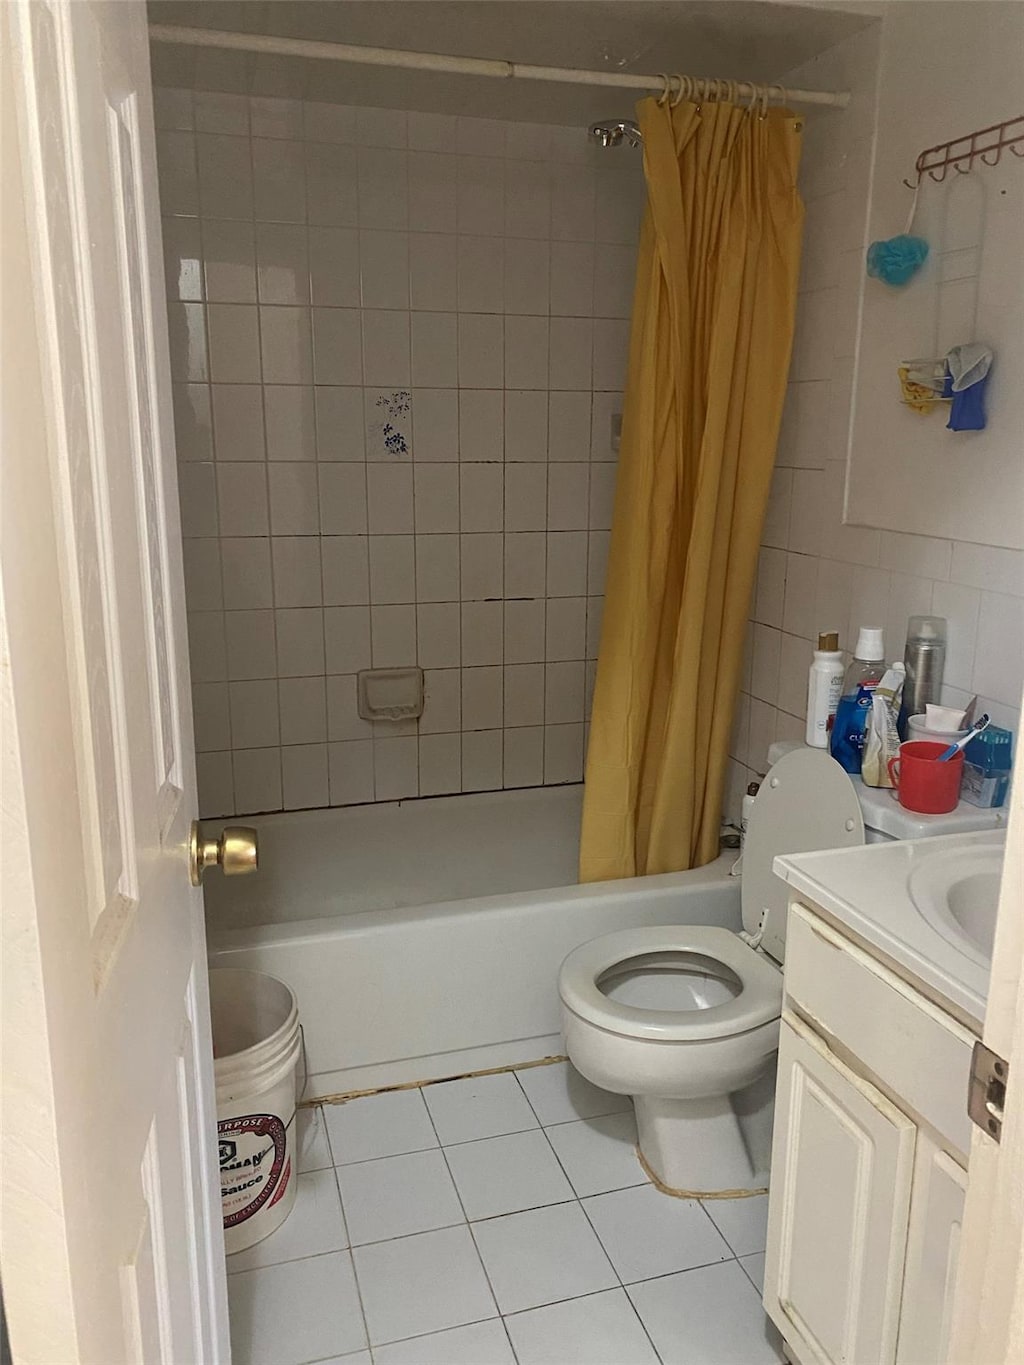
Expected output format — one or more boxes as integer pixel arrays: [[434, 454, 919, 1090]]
[[559, 925, 782, 1042]]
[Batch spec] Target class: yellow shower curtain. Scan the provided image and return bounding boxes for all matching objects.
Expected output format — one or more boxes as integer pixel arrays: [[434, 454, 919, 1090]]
[[579, 96, 804, 881]]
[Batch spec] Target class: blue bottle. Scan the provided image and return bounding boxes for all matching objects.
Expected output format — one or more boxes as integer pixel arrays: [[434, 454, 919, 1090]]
[[830, 628, 886, 774]]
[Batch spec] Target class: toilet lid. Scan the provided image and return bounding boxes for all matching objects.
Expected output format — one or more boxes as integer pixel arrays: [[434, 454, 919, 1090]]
[[742, 749, 864, 960]]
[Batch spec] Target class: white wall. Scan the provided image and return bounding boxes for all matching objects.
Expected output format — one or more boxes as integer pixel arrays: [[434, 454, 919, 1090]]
[[728, 12, 1023, 820], [848, 1, 1024, 548], [155, 90, 643, 817]]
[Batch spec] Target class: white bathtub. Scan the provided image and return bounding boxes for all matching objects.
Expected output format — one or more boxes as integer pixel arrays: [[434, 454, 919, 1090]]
[[204, 785, 741, 1099]]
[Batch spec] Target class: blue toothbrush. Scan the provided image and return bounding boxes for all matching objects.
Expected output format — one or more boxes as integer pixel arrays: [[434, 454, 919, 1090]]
[[937, 714, 990, 762]]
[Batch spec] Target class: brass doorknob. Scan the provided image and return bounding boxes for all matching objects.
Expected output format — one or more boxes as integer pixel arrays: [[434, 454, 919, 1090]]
[[189, 821, 259, 886]]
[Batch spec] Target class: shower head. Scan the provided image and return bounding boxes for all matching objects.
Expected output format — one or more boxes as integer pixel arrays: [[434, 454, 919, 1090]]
[[589, 120, 643, 149]]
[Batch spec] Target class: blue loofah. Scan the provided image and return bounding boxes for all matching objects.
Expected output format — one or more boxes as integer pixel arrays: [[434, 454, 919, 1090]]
[[866, 234, 929, 286]]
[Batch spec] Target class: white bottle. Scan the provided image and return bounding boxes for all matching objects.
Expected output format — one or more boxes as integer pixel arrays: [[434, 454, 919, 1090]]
[[806, 631, 845, 748]]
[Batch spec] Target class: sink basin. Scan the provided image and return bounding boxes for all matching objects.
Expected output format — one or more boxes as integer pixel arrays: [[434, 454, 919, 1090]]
[[908, 841, 1005, 967]]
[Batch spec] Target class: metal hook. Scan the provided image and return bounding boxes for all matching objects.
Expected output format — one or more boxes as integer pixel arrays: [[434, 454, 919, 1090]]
[[980, 146, 1003, 167], [953, 158, 972, 174], [1010, 142, 1024, 157]]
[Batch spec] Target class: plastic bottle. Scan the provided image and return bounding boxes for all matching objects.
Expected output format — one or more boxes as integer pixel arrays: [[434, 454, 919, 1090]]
[[805, 631, 844, 748], [829, 627, 886, 774]]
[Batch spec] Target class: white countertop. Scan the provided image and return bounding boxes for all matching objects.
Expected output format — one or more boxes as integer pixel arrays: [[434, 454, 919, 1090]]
[[775, 829, 1005, 1031]]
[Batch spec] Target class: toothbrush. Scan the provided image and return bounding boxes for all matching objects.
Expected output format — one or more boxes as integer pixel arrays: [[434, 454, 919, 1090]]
[[937, 714, 990, 762]]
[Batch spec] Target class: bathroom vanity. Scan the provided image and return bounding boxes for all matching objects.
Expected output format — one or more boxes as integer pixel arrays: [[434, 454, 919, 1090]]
[[762, 830, 1003, 1365]]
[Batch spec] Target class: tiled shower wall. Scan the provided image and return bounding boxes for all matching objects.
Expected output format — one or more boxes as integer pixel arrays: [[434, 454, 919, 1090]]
[[155, 89, 643, 816], [727, 25, 1024, 820]]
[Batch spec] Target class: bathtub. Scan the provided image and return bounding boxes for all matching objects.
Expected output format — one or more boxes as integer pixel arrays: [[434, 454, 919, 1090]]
[[204, 784, 741, 1099]]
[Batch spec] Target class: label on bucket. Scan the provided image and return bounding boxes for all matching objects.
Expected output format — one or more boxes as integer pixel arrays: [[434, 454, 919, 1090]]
[[218, 1112, 291, 1228]]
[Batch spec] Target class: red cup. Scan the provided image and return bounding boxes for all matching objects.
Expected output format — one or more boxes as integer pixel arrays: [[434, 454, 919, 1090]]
[[887, 740, 964, 815]]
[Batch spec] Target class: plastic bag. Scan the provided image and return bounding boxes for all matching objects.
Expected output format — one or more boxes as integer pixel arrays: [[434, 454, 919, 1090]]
[[861, 666, 905, 788]]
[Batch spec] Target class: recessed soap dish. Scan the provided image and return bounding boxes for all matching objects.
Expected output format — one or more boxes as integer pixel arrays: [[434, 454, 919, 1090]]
[[357, 667, 424, 722]]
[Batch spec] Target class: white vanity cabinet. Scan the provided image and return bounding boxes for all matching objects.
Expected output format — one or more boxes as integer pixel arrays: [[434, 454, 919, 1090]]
[[763, 901, 975, 1365]]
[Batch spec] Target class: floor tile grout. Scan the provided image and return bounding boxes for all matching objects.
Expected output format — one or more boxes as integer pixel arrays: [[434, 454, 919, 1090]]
[[236, 1090, 772, 1365]]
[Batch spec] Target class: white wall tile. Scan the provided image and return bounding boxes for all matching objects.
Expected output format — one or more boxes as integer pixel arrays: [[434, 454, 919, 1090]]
[[207, 304, 259, 383], [505, 392, 548, 462], [319, 464, 367, 535], [505, 316, 550, 390], [458, 314, 504, 389], [408, 151, 458, 233], [264, 386, 315, 461], [505, 534, 546, 598], [461, 601, 503, 666], [304, 101, 356, 145], [272, 536, 322, 607], [973, 592, 1024, 706], [325, 606, 372, 674], [196, 134, 253, 219], [503, 726, 544, 788], [369, 535, 416, 604], [362, 310, 411, 386], [357, 146, 408, 229], [260, 306, 313, 383], [461, 533, 503, 600], [413, 388, 459, 462], [252, 138, 306, 223], [462, 729, 503, 791], [408, 112, 457, 153], [544, 723, 584, 783], [547, 464, 589, 531], [460, 465, 503, 533], [329, 739, 374, 804], [546, 533, 588, 598], [504, 600, 546, 664], [275, 608, 325, 676], [225, 612, 277, 681], [416, 534, 460, 602], [549, 317, 594, 391], [416, 603, 461, 668], [326, 674, 373, 742], [504, 239, 550, 316], [309, 226, 360, 307], [222, 538, 273, 609], [419, 732, 462, 795], [457, 155, 504, 235], [173, 383, 214, 462], [360, 230, 410, 310], [255, 223, 309, 305], [462, 666, 504, 730], [201, 219, 255, 303], [233, 747, 282, 814], [410, 234, 458, 311], [268, 463, 319, 534], [420, 668, 461, 734], [545, 598, 586, 662], [312, 308, 363, 383], [279, 675, 328, 744], [504, 663, 545, 727], [217, 464, 269, 537], [306, 143, 359, 226], [372, 604, 417, 667], [367, 464, 414, 535], [458, 235, 504, 313], [550, 241, 594, 317], [504, 465, 547, 532], [281, 743, 329, 808], [183, 539, 222, 611], [411, 313, 458, 388], [459, 391, 503, 463], [414, 465, 460, 534]]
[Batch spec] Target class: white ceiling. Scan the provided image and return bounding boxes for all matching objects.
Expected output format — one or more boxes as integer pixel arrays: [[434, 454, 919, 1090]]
[[148, 1, 878, 124]]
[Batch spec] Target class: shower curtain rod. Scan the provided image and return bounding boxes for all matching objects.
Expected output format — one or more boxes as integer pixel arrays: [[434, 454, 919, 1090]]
[[147, 25, 851, 109]]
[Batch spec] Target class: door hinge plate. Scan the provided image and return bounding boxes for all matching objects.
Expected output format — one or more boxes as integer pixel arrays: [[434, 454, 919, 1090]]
[[968, 1040, 1009, 1143]]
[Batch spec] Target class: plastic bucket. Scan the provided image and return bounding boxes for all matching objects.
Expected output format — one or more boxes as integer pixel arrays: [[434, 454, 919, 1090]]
[[210, 969, 302, 1254]]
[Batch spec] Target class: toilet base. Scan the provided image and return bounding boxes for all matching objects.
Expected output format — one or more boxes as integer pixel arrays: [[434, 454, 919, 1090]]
[[634, 1087, 771, 1195]]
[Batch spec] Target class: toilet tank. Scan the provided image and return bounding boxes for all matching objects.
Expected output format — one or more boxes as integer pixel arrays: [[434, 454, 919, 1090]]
[[765, 741, 1007, 844]]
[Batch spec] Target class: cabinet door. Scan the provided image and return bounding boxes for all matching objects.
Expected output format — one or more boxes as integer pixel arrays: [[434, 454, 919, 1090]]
[[764, 1015, 916, 1365], [896, 1135, 967, 1365]]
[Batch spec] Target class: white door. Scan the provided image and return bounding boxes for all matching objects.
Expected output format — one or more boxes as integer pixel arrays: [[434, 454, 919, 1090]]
[[896, 1134, 967, 1365], [1, 1, 229, 1361], [763, 1015, 917, 1365]]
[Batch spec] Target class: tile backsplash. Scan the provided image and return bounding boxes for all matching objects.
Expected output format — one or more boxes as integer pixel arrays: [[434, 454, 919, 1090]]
[[727, 26, 1024, 820], [156, 90, 643, 816]]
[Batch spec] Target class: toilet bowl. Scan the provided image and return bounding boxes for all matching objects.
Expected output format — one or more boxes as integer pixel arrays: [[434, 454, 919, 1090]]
[[559, 747, 867, 1194]]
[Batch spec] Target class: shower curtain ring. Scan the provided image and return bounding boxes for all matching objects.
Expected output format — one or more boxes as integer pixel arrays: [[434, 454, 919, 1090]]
[[656, 73, 671, 106], [670, 74, 687, 107]]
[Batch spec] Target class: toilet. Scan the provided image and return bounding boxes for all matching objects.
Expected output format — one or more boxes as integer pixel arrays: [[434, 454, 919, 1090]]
[[559, 745, 1005, 1194]]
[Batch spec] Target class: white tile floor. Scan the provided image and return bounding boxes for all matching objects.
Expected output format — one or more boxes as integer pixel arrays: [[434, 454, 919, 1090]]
[[227, 1063, 784, 1365]]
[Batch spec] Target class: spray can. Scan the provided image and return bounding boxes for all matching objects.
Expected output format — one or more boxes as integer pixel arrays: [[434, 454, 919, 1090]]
[[898, 615, 947, 739]]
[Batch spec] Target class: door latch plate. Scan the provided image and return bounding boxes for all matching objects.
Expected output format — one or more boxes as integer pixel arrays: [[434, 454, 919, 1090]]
[[968, 1040, 1009, 1143]]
